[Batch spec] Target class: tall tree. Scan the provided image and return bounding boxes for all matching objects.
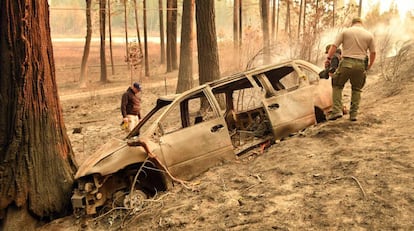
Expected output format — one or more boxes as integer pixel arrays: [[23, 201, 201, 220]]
[[143, 0, 150, 76], [108, 0, 115, 75], [80, 0, 93, 88], [159, 0, 166, 64], [166, 0, 178, 72], [298, 0, 303, 39], [195, 0, 220, 85], [99, 0, 108, 82], [271, 0, 277, 43], [176, 0, 195, 93], [233, 0, 240, 50], [0, 0, 77, 229], [133, 0, 143, 60], [260, 0, 270, 64]]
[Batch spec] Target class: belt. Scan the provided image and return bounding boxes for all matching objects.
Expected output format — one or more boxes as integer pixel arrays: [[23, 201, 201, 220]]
[[343, 57, 364, 62]]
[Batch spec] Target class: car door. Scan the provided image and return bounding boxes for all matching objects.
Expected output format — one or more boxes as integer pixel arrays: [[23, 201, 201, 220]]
[[157, 88, 234, 180], [260, 66, 316, 140]]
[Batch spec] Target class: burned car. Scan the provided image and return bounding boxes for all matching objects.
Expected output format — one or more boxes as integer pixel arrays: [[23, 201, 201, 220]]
[[71, 59, 332, 215]]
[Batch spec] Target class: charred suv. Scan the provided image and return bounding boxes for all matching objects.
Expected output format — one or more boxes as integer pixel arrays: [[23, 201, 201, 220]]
[[71, 60, 332, 215]]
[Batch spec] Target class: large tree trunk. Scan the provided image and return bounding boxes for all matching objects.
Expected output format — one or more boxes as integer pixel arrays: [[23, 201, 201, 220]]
[[80, 0, 93, 88], [176, 0, 194, 93], [99, 0, 108, 82], [166, 0, 178, 72], [195, 0, 220, 85], [159, 0, 166, 64], [0, 0, 77, 228]]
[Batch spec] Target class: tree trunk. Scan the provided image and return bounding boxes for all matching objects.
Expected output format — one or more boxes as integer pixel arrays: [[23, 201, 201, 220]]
[[166, 0, 178, 72], [260, 0, 270, 64], [238, 0, 242, 48], [233, 0, 240, 50], [332, 0, 336, 27], [276, 0, 280, 42], [124, 0, 130, 70], [176, 0, 194, 93], [195, 0, 220, 85], [143, 0, 150, 77], [285, 0, 291, 35], [0, 0, 77, 228], [271, 0, 276, 43], [298, 0, 303, 40], [133, 0, 143, 60], [99, 0, 108, 82], [80, 0, 92, 88], [108, 0, 115, 75], [159, 0, 166, 64]]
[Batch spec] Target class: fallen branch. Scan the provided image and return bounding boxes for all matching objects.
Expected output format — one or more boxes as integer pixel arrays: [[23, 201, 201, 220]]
[[350, 176, 366, 199], [327, 176, 367, 199], [79, 119, 106, 124]]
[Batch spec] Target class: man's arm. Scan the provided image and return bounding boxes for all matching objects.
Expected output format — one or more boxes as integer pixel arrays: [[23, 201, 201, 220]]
[[325, 45, 338, 67], [121, 93, 128, 118], [368, 51, 376, 70]]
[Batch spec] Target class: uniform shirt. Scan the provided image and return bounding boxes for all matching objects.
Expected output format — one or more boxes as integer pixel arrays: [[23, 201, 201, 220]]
[[121, 87, 141, 118], [334, 25, 375, 60]]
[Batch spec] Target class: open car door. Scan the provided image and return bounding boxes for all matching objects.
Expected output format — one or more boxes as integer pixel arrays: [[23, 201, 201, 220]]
[[260, 66, 316, 140]]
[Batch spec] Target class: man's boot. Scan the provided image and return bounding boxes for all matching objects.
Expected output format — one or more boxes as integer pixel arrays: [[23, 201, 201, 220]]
[[349, 90, 361, 121], [328, 87, 343, 120]]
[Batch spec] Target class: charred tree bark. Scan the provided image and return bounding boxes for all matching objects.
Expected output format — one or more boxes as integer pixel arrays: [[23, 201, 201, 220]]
[[80, 0, 93, 88], [176, 0, 194, 93], [0, 0, 77, 228], [195, 0, 220, 85], [99, 0, 108, 82], [159, 0, 166, 64]]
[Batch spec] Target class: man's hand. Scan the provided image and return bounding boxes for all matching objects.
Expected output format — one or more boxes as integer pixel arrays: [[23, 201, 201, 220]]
[[123, 117, 129, 122], [324, 58, 331, 68]]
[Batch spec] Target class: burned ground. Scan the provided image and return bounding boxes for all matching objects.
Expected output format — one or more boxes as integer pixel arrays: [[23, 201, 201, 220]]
[[39, 42, 414, 230]]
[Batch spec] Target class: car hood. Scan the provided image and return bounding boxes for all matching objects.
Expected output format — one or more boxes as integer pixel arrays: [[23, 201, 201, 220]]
[[75, 137, 150, 179]]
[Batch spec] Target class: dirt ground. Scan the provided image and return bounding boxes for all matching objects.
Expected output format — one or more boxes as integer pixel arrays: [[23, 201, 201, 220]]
[[39, 42, 414, 230]]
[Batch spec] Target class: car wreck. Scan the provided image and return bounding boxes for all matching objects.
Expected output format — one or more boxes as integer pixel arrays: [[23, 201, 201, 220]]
[[71, 59, 332, 215]]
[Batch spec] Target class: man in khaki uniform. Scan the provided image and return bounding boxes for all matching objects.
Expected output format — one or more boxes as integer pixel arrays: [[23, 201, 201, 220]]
[[325, 17, 376, 121]]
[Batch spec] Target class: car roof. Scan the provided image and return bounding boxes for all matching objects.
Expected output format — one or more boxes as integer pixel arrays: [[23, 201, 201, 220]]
[[154, 59, 319, 101]]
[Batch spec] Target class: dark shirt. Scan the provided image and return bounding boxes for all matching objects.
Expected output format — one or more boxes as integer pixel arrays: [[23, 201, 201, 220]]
[[121, 87, 141, 119]]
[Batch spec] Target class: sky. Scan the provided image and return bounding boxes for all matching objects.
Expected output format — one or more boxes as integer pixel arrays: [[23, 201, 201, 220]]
[[362, 0, 414, 19]]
